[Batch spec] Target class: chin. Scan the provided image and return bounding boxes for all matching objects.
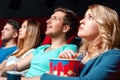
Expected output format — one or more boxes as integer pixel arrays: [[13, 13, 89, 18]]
[[45, 31, 51, 35], [77, 32, 81, 37], [1, 37, 4, 40], [18, 36, 22, 39]]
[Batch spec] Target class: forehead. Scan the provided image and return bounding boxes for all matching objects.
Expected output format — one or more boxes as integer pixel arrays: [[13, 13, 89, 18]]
[[4, 23, 13, 29], [22, 21, 28, 26], [85, 9, 92, 16], [52, 11, 66, 19]]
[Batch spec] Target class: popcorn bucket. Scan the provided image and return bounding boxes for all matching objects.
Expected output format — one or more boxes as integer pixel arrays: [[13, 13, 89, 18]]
[[49, 58, 83, 77]]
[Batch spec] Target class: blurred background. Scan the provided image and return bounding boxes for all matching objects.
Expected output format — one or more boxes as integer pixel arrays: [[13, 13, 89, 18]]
[[0, 0, 120, 41], [0, 0, 119, 18]]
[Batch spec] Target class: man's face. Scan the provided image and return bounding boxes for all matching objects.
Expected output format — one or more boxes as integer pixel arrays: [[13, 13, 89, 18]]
[[1, 23, 15, 42], [45, 11, 66, 37]]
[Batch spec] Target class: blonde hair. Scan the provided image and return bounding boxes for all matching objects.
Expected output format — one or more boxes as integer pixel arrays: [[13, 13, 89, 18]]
[[79, 4, 120, 63], [13, 19, 41, 57]]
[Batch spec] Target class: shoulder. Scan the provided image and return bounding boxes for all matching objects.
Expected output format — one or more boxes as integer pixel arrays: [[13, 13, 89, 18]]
[[63, 44, 77, 48], [12, 46, 17, 48], [103, 49, 120, 56], [98, 49, 120, 63], [60, 44, 77, 52], [21, 48, 35, 58], [35, 45, 50, 49], [32, 45, 50, 54], [62, 44, 77, 48], [33, 45, 50, 51], [8, 46, 17, 50], [26, 48, 35, 53]]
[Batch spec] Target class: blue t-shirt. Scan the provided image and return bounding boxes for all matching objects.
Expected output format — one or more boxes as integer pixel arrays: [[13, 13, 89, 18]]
[[25, 44, 77, 78], [0, 46, 17, 63]]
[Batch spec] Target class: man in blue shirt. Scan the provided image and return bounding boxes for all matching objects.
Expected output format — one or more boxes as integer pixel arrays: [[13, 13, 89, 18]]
[[0, 19, 20, 63]]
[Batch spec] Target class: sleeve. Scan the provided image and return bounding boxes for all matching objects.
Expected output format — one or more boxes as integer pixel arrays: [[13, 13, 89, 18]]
[[41, 50, 120, 80]]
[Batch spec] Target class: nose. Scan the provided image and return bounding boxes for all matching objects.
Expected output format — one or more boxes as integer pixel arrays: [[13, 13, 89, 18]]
[[46, 18, 50, 23], [19, 27, 22, 32], [80, 18, 85, 24], [1, 29, 4, 33]]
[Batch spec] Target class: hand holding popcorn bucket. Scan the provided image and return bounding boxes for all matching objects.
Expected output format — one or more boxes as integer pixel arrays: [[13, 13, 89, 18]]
[[49, 58, 83, 77]]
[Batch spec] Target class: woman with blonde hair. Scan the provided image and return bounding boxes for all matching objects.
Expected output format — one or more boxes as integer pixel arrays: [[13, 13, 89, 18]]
[[20, 4, 120, 80], [11, 19, 41, 58], [0, 19, 41, 76]]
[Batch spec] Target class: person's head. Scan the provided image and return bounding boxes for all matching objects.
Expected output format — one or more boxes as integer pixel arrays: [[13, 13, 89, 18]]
[[13, 19, 41, 57], [1, 19, 20, 43], [46, 7, 78, 39], [78, 4, 120, 63]]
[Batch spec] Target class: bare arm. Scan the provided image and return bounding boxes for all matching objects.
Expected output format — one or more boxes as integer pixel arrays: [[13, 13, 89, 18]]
[[0, 60, 7, 70], [16, 53, 33, 71], [0, 53, 33, 76], [21, 76, 40, 80]]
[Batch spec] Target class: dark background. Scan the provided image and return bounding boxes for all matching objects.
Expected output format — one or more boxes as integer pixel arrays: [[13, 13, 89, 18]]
[[0, 0, 120, 18]]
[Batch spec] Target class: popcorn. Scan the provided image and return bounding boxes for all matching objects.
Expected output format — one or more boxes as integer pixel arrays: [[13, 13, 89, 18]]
[[53, 70, 58, 75], [67, 70, 73, 76], [60, 71, 64, 76]]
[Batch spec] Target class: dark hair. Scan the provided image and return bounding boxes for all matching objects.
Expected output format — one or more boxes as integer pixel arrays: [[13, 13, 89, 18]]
[[7, 19, 20, 32], [54, 7, 78, 39]]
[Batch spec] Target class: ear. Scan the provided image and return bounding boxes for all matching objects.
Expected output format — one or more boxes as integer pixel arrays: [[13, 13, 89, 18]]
[[63, 25, 70, 33], [13, 32, 18, 38]]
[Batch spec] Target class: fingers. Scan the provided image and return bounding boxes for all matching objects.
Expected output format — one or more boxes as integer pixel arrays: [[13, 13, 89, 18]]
[[59, 50, 76, 59]]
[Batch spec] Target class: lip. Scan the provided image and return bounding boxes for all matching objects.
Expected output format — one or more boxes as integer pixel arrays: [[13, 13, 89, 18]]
[[19, 32, 21, 34], [47, 25, 52, 29], [78, 26, 83, 30], [1, 34, 4, 36]]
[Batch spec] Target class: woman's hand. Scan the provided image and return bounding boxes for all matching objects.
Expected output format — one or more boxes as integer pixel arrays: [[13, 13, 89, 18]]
[[59, 50, 77, 59]]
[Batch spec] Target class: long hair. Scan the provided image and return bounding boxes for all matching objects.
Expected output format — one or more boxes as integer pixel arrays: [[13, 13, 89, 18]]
[[13, 19, 41, 57], [79, 4, 120, 63]]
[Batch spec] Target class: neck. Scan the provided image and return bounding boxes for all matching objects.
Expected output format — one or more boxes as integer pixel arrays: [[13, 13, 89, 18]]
[[4, 40, 17, 48], [51, 36, 67, 48], [87, 36, 102, 52]]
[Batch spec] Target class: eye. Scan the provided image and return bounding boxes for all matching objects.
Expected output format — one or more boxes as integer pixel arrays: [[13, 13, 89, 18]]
[[89, 16, 94, 20], [24, 26, 27, 28], [5, 28, 7, 30], [53, 16, 57, 20], [23, 26, 27, 28]]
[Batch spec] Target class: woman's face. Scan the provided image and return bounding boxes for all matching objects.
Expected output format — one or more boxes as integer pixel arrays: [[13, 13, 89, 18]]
[[18, 21, 27, 39], [78, 9, 99, 41], [45, 11, 66, 37]]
